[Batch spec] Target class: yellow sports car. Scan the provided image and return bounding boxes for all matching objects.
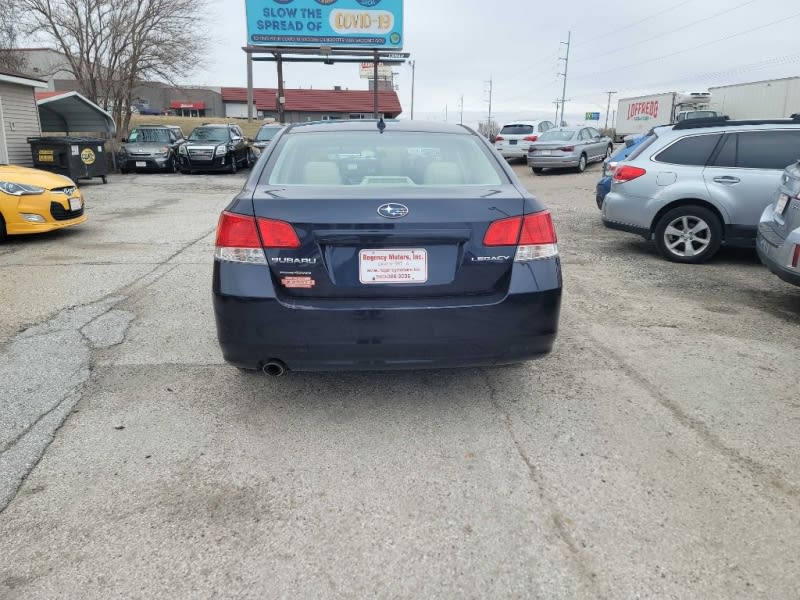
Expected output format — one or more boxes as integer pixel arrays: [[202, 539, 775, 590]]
[[0, 165, 86, 241]]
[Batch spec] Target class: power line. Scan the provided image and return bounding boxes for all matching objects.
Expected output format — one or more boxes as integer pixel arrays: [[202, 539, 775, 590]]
[[493, 0, 750, 108], [569, 51, 800, 102], [572, 0, 756, 65], [573, 0, 693, 48], [570, 10, 800, 83]]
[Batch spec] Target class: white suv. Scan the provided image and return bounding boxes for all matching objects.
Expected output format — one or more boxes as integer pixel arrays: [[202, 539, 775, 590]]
[[495, 120, 556, 160]]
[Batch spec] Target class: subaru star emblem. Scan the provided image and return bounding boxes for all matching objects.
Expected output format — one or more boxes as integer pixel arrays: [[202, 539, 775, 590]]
[[377, 203, 409, 219]]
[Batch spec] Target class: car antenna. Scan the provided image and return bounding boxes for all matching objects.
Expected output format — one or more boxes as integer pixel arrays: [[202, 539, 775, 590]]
[[377, 118, 386, 134]]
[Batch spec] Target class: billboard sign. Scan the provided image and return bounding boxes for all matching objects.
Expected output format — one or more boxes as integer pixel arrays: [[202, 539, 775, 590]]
[[585, 112, 600, 121], [245, 0, 404, 49], [359, 62, 394, 79]]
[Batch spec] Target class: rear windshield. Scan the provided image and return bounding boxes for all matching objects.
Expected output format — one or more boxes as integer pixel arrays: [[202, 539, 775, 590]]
[[539, 130, 575, 142], [256, 127, 282, 142], [626, 133, 659, 161], [500, 124, 534, 135], [683, 111, 718, 120], [128, 128, 170, 143], [265, 131, 505, 187]]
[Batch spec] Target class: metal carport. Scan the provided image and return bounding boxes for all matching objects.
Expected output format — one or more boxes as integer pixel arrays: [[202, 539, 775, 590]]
[[36, 91, 116, 137]]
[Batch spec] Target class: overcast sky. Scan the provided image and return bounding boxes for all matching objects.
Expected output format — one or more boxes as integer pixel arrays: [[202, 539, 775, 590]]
[[194, 0, 800, 127]]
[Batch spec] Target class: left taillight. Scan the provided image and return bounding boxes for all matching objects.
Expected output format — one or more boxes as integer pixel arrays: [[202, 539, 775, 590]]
[[214, 212, 271, 264], [483, 211, 558, 262]]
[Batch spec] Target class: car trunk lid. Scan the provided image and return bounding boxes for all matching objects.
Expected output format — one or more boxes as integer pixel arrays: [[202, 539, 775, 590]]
[[251, 185, 526, 299]]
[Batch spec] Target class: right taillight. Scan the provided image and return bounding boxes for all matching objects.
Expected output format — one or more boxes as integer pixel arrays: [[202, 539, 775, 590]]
[[483, 212, 558, 262], [613, 165, 647, 183], [215, 212, 301, 264]]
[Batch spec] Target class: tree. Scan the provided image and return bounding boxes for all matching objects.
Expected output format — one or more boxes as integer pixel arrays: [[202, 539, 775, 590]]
[[0, 0, 28, 73], [18, 0, 208, 138], [478, 119, 500, 142]]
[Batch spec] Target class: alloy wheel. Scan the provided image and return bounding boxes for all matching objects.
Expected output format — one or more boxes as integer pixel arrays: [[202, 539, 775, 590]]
[[663, 215, 712, 258]]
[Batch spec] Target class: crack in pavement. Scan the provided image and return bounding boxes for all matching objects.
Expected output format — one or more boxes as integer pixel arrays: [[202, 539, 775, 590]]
[[583, 328, 800, 505], [480, 369, 607, 599], [0, 226, 216, 512]]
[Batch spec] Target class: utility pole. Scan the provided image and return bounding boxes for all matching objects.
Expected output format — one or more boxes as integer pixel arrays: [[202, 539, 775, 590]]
[[553, 100, 561, 125], [409, 60, 416, 120], [459, 94, 464, 125], [558, 31, 571, 126], [604, 91, 617, 131]]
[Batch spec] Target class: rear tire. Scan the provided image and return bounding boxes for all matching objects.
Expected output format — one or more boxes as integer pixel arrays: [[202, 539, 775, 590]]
[[532, 167, 544, 175], [654, 205, 722, 264], [576, 154, 587, 173], [229, 153, 237, 174], [0, 214, 6, 243]]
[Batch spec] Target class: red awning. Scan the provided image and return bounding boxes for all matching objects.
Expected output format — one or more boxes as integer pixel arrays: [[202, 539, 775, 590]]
[[170, 101, 205, 110]]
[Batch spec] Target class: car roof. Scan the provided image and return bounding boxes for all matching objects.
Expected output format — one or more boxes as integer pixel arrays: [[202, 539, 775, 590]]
[[546, 127, 581, 132], [285, 120, 474, 135], [501, 120, 547, 125], [657, 119, 800, 139]]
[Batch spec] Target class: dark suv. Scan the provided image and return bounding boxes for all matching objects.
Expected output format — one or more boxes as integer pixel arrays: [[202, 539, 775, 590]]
[[178, 124, 254, 174], [119, 125, 186, 173]]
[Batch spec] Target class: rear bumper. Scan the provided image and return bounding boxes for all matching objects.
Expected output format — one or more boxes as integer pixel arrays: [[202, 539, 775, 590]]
[[213, 260, 562, 372], [601, 217, 650, 239], [757, 219, 800, 287], [496, 145, 528, 158], [527, 155, 580, 168], [596, 176, 611, 209]]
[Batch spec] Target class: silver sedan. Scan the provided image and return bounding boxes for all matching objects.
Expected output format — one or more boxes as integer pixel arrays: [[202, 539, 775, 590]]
[[527, 127, 613, 174]]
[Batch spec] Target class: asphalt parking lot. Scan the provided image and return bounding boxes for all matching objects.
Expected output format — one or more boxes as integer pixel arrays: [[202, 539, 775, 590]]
[[1, 163, 799, 599]]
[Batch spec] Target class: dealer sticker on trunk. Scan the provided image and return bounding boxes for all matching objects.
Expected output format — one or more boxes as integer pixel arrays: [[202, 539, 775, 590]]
[[359, 249, 428, 284]]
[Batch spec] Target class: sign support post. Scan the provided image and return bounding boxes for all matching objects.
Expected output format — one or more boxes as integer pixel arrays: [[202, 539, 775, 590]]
[[247, 53, 254, 121], [276, 52, 285, 124], [373, 50, 379, 119]]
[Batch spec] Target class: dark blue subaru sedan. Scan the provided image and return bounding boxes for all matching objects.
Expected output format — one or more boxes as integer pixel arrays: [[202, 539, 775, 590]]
[[213, 120, 562, 374]]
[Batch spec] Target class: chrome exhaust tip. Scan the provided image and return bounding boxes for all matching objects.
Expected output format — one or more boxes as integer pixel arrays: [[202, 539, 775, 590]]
[[262, 360, 287, 377]]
